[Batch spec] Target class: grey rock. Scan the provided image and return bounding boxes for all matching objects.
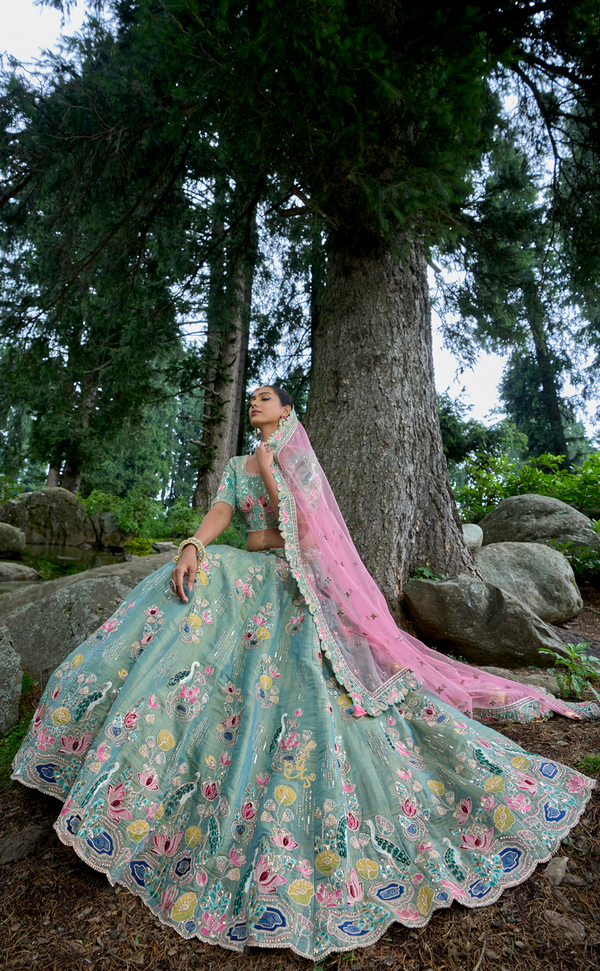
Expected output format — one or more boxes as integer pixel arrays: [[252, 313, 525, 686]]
[[90, 510, 134, 550], [0, 823, 54, 863], [479, 493, 600, 551], [0, 562, 41, 583], [462, 523, 483, 552], [0, 552, 174, 692], [475, 541, 582, 624], [152, 541, 178, 553], [478, 665, 560, 697], [543, 910, 585, 940], [0, 628, 22, 734], [543, 856, 569, 886], [0, 522, 26, 553], [404, 574, 569, 668], [0, 488, 96, 547]]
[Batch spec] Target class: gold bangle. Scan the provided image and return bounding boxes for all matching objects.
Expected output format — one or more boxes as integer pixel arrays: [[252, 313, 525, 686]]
[[173, 538, 206, 563]]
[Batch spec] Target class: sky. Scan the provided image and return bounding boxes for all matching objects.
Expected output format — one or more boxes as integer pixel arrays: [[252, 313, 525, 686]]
[[0, 0, 510, 425]]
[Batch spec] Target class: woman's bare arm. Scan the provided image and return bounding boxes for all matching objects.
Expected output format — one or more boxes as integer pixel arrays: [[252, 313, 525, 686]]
[[171, 502, 233, 603]]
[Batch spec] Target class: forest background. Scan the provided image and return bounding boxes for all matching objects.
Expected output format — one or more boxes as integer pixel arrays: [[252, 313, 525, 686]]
[[2, 0, 600, 610]]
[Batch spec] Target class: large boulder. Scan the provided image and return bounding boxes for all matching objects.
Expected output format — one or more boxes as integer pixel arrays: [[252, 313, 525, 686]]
[[0, 562, 41, 583], [0, 628, 22, 734], [91, 511, 134, 550], [478, 665, 560, 698], [462, 523, 483, 552], [479, 493, 600, 551], [404, 574, 569, 668], [0, 552, 174, 694], [475, 542, 582, 624], [0, 488, 96, 547], [0, 523, 26, 554]]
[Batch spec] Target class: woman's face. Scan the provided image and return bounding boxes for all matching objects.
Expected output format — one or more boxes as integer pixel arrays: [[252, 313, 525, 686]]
[[249, 387, 290, 429]]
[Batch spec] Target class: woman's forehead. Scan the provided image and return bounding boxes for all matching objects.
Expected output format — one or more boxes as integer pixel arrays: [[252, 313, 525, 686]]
[[249, 386, 273, 397]]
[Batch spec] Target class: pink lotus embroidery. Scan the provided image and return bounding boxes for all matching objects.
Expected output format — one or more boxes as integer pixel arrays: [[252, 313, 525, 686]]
[[517, 775, 538, 794], [101, 618, 120, 633], [137, 769, 159, 791], [195, 869, 208, 887], [270, 830, 299, 850], [342, 781, 356, 793], [345, 869, 364, 903], [454, 798, 472, 823], [402, 798, 417, 817], [281, 732, 299, 751], [160, 888, 176, 913], [316, 883, 343, 907], [60, 798, 74, 816], [460, 827, 494, 851], [567, 774, 588, 795], [179, 685, 199, 702], [202, 609, 213, 624], [241, 801, 257, 820], [255, 772, 270, 786], [107, 782, 132, 822], [395, 905, 420, 921], [480, 795, 497, 810], [254, 855, 287, 895], [257, 495, 274, 513], [396, 768, 411, 780], [199, 912, 227, 937], [51, 687, 61, 701], [296, 859, 313, 878], [144, 605, 161, 618], [97, 741, 111, 763], [58, 731, 92, 755], [205, 665, 214, 676], [148, 694, 158, 709], [140, 633, 154, 647], [151, 832, 183, 857], [33, 706, 45, 731], [230, 847, 246, 866], [505, 794, 531, 813], [220, 752, 232, 766], [36, 729, 56, 752], [240, 495, 256, 512], [346, 811, 360, 831], [353, 705, 366, 718], [124, 711, 138, 729], [203, 782, 219, 801]]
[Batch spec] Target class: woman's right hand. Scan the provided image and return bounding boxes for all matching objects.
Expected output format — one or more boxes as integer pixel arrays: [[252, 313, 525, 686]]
[[171, 545, 198, 603]]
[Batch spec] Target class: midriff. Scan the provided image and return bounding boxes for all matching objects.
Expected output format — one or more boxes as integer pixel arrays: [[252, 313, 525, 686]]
[[246, 527, 285, 552]]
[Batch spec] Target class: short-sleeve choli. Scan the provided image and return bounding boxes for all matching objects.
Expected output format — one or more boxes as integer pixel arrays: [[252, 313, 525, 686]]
[[212, 455, 279, 532]]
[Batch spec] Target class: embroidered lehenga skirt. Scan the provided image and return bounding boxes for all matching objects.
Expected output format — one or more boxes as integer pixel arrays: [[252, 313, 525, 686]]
[[12, 547, 595, 960]]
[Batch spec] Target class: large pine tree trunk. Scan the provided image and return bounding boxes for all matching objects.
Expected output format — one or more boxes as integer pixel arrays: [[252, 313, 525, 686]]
[[526, 290, 570, 465], [305, 239, 478, 622]]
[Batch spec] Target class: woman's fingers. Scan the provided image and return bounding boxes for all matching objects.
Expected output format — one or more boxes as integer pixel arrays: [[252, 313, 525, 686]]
[[172, 565, 189, 603], [186, 558, 197, 592]]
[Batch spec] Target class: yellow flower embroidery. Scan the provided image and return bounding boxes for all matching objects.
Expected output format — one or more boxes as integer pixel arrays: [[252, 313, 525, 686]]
[[287, 880, 314, 905], [315, 849, 341, 875]]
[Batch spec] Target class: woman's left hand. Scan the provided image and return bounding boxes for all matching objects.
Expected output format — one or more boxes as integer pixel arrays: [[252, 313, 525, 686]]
[[255, 441, 274, 476]]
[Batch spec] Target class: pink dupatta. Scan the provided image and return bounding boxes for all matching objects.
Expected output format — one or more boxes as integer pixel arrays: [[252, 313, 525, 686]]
[[267, 410, 599, 724]]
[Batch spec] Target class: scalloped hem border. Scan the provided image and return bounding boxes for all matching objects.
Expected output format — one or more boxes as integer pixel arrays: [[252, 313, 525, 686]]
[[11, 771, 596, 962]]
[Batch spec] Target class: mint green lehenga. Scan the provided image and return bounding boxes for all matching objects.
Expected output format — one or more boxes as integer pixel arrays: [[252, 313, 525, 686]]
[[12, 428, 596, 960]]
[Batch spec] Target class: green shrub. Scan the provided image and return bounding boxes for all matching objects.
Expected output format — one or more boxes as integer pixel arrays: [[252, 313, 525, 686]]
[[166, 496, 202, 539], [455, 451, 600, 522], [577, 753, 600, 774], [122, 537, 156, 557], [0, 673, 39, 790]]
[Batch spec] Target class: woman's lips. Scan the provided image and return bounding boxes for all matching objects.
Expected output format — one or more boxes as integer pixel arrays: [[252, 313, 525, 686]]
[[251, 410, 260, 416]]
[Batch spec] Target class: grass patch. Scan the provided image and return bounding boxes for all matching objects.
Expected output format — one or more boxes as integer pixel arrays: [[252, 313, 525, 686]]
[[577, 752, 600, 774], [0, 672, 40, 790]]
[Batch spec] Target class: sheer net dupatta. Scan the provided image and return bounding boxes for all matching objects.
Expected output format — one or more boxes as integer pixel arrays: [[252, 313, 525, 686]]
[[268, 411, 600, 724]]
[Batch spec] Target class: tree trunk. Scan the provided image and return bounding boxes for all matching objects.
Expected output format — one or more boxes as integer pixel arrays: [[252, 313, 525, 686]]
[[193, 261, 252, 510], [305, 238, 478, 623], [526, 291, 570, 465], [46, 465, 61, 487]]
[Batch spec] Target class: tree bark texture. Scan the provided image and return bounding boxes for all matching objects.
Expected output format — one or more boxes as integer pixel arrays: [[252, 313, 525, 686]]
[[193, 262, 252, 510], [525, 289, 569, 464], [305, 240, 478, 622]]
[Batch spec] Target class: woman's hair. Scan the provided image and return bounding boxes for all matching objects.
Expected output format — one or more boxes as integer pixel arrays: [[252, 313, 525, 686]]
[[251, 385, 293, 408], [269, 386, 294, 409]]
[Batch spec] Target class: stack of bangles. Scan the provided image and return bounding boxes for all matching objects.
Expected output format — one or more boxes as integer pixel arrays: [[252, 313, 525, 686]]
[[172, 537, 206, 563]]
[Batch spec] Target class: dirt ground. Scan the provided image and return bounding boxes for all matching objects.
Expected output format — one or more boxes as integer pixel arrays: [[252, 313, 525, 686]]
[[2, 591, 600, 971]]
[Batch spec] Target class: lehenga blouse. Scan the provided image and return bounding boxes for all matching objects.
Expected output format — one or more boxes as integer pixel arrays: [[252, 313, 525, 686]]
[[211, 455, 278, 531]]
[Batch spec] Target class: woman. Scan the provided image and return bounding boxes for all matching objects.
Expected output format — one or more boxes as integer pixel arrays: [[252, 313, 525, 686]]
[[12, 387, 597, 960]]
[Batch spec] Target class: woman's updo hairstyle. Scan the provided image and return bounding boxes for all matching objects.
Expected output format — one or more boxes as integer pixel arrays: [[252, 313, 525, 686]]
[[269, 386, 294, 409]]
